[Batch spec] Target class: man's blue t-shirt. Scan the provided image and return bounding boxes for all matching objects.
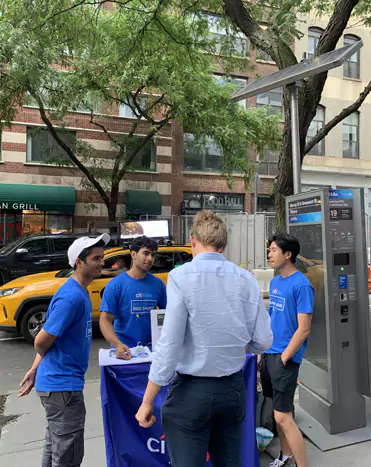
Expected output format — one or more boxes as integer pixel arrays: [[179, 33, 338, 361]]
[[100, 272, 167, 347], [35, 277, 92, 392], [266, 271, 314, 364]]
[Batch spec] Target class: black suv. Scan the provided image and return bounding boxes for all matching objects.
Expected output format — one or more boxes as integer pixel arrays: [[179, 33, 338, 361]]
[[0, 234, 82, 285]]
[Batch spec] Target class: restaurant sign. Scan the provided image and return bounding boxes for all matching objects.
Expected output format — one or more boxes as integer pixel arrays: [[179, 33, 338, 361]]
[[183, 192, 244, 212], [0, 203, 39, 211], [203, 194, 244, 211]]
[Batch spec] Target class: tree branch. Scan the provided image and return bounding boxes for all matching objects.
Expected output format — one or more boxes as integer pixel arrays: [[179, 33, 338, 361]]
[[304, 78, 371, 155], [316, 0, 361, 56], [115, 120, 168, 183], [90, 113, 121, 147], [130, 90, 169, 125], [89, 114, 134, 184], [34, 93, 111, 208], [222, 0, 297, 68], [90, 108, 170, 188], [125, 0, 166, 57], [29, 0, 92, 32], [307, 0, 361, 108]]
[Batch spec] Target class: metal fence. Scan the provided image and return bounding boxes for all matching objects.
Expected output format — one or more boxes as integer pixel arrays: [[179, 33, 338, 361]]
[[150, 210, 371, 268], [157, 213, 276, 269]]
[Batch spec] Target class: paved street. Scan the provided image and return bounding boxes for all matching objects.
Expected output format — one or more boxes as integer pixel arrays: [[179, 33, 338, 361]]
[[0, 328, 105, 395]]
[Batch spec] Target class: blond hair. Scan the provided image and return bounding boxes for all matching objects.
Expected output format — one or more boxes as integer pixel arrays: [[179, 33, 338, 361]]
[[190, 210, 228, 250]]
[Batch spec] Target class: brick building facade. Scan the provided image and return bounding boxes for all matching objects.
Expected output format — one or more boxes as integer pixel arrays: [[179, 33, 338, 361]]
[[0, 105, 173, 243]]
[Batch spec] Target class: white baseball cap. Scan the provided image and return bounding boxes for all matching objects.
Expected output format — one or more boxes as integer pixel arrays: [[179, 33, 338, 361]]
[[68, 233, 110, 268]]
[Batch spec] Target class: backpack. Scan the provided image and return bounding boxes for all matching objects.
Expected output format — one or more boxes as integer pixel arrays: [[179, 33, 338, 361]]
[[256, 391, 278, 437]]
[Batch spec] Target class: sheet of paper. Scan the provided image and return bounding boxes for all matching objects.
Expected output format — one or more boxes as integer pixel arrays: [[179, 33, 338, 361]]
[[99, 347, 152, 367]]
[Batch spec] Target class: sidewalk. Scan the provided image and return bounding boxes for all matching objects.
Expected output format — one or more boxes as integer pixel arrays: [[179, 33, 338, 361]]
[[0, 380, 106, 467], [1, 379, 371, 466]]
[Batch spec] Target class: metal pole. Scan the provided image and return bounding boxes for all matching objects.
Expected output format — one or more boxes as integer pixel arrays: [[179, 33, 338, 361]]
[[254, 171, 259, 213], [253, 171, 258, 268], [288, 83, 301, 194], [3, 212, 6, 246]]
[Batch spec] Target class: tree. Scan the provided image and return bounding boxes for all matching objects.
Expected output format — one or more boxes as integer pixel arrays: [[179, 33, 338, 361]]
[[0, 0, 281, 221], [219, 0, 371, 229]]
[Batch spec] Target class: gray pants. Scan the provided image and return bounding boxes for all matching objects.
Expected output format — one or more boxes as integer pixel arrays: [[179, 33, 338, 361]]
[[37, 391, 86, 467]]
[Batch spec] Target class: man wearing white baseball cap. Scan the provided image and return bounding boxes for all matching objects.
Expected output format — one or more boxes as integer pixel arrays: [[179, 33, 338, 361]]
[[19, 234, 109, 467]]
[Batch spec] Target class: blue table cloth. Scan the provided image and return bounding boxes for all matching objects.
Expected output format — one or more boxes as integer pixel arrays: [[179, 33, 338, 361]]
[[101, 354, 259, 467]]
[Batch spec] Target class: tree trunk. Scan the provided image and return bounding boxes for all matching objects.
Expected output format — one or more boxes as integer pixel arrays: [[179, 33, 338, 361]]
[[273, 84, 318, 232], [108, 183, 120, 222]]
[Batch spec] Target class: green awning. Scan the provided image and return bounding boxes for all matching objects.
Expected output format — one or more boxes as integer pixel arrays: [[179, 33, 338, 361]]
[[125, 190, 162, 217], [0, 184, 75, 213]]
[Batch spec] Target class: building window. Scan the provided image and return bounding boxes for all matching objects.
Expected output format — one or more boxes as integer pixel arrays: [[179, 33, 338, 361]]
[[256, 89, 282, 174], [118, 96, 148, 119], [26, 128, 75, 165], [256, 88, 283, 116], [214, 75, 248, 108], [344, 35, 360, 79], [257, 195, 275, 213], [184, 134, 222, 172], [46, 214, 73, 234], [306, 106, 325, 156], [256, 48, 274, 62], [258, 150, 279, 176], [204, 13, 248, 56], [119, 103, 137, 119], [343, 112, 359, 159], [22, 211, 73, 237], [301, 184, 331, 193], [308, 27, 323, 59], [128, 138, 156, 171], [74, 95, 100, 114]]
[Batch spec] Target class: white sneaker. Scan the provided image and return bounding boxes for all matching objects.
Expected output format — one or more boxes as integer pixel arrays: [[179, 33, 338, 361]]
[[269, 455, 296, 467], [269, 459, 286, 467]]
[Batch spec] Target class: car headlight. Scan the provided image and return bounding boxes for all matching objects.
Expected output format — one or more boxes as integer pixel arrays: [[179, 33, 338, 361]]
[[0, 287, 24, 297]]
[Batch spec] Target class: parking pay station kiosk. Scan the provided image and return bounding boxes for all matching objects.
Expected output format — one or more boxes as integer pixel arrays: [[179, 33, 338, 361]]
[[286, 188, 371, 440]]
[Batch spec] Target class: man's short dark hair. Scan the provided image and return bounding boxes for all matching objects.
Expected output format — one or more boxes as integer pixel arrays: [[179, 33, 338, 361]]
[[74, 239, 105, 270], [268, 233, 300, 264], [130, 236, 158, 253]]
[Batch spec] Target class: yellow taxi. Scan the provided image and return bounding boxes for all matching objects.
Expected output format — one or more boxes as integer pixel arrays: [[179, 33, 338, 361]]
[[0, 245, 192, 343], [295, 255, 324, 293]]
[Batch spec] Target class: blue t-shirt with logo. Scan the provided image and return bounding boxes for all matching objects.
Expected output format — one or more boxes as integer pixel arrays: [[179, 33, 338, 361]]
[[36, 277, 92, 392], [266, 271, 314, 364], [100, 272, 167, 347]]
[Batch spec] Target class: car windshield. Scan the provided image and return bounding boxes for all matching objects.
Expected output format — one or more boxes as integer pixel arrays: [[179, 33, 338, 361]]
[[0, 238, 25, 255], [55, 269, 74, 278]]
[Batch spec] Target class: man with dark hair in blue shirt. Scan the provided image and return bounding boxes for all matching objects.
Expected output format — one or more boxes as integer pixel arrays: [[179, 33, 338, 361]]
[[260, 233, 314, 467], [18, 234, 109, 467], [99, 235, 167, 358]]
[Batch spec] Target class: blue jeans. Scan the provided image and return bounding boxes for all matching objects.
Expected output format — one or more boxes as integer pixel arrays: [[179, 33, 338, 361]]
[[37, 391, 85, 467], [161, 371, 246, 467]]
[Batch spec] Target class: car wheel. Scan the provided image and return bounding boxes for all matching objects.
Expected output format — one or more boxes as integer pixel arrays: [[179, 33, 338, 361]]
[[20, 304, 48, 344]]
